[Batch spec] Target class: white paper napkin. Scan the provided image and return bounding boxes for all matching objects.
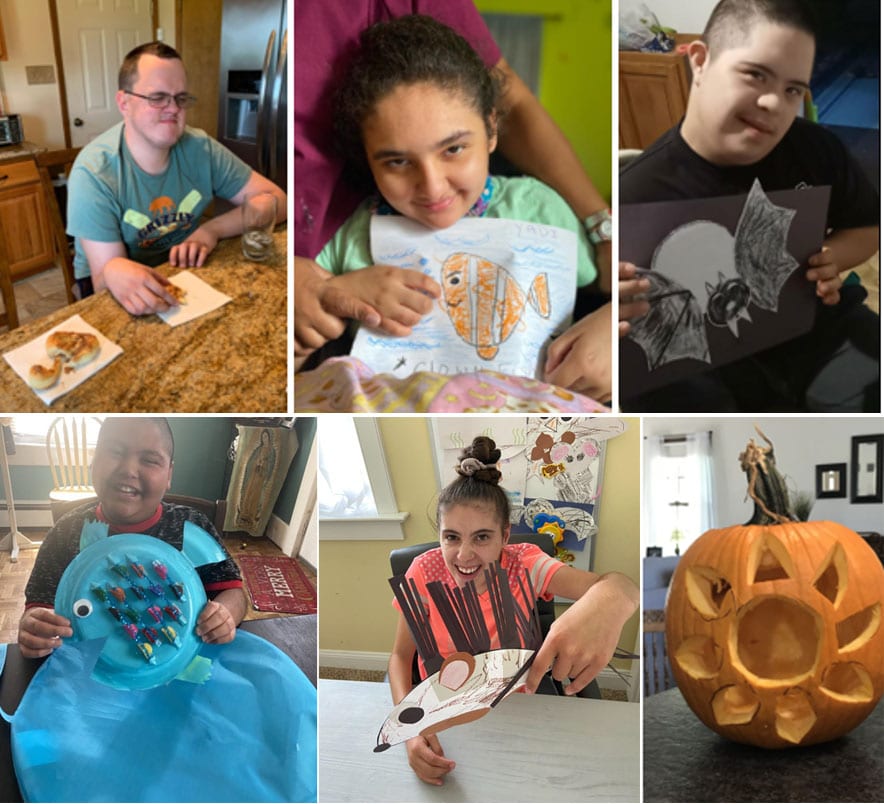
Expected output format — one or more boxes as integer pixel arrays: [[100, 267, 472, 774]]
[[156, 271, 232, 327], [4, 314, 124, 405]]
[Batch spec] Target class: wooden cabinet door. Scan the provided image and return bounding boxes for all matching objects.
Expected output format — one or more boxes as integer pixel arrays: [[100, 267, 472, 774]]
[[619, 51, 691, 150], [0, 161, 54, 278]]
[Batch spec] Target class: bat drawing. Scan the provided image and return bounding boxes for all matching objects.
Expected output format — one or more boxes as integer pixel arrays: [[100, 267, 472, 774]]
[[627, 179, 800, 370]]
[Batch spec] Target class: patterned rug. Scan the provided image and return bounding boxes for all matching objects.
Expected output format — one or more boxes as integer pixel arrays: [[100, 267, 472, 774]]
[[237, 555, 317, 615]]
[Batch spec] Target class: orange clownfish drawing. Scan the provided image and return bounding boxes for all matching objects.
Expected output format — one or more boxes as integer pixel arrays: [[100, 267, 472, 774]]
[[440, 253, 550, 360]]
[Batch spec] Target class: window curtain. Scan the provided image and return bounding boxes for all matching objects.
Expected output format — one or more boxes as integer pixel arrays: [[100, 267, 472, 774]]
[[685, 431, 715, 538], [643, 431, 714, 556], [224, 424, 299, 538]]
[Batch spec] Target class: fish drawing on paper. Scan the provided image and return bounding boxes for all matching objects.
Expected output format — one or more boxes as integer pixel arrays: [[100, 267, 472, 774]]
[[627, 179, 800, 370], [440, 252, 550, 360]]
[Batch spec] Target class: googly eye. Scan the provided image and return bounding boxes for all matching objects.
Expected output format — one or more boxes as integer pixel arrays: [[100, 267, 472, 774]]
[[73, 598, 94, 618]]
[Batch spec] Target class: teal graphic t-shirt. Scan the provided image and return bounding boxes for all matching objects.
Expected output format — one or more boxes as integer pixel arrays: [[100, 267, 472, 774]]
[[68, 123, 252, 279]]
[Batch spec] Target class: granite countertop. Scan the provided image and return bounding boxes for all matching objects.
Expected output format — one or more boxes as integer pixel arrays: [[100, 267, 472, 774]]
[[0, 228, 287, 412], [644, 687, 883, 802], [0, 142, 47, 162]]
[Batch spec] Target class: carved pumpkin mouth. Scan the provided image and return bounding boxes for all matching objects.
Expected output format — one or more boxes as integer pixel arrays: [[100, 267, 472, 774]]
[[733, 596, 821, 684]]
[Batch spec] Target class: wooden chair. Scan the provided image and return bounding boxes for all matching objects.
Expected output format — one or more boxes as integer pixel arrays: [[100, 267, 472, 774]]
[[0, 231, 18, 330], [35, 148, 81, 304], [46, 416, 103, 522], [643, 608, 675, 697]]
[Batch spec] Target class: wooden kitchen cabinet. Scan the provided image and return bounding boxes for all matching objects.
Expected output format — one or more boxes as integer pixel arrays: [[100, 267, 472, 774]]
[[0, 158, 55, 279], [619, 49, 691, 150], [0, 10, 7, 61]]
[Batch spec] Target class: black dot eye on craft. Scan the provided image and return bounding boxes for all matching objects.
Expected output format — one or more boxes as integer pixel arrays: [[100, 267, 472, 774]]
[[397, 706, 424, 724]]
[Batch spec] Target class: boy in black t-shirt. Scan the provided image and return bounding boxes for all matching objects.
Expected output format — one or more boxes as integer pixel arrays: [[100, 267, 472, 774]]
[[619, 0, 879, 412], [18, 417, 247, 657]]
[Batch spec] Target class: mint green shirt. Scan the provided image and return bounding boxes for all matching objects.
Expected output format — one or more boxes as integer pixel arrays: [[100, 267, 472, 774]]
[[68, 123, 252, 279], [316, 175, 597, 288]]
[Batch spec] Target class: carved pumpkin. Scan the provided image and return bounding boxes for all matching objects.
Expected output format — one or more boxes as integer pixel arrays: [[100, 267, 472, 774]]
[[665, 429, 884, 748]]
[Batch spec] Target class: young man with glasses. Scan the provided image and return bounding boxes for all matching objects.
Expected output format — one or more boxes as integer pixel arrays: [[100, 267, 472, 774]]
[[67, 42, 287, 315]]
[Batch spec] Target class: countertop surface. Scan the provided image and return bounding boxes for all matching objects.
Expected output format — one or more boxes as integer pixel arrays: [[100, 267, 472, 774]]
[[0, 227, 287, 412], [0, 142, 46, 162], [319, 678, 640, 803], [643, 686, 884, 803]]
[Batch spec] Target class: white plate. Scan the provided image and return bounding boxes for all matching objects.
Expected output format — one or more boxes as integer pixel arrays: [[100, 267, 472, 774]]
[[4, 314, 123, 405]]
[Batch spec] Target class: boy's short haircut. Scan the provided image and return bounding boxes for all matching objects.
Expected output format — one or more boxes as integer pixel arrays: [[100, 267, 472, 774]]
[[703, 0, 818, 55], [118, 41, 183, 91], [98, 416, 175, 462]]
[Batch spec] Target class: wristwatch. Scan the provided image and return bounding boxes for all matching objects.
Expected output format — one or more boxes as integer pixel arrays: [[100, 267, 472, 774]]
[[583, 208, 613, 245]]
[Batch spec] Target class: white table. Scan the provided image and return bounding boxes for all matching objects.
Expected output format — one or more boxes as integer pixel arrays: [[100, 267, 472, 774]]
[[318, 679, 639, 803]]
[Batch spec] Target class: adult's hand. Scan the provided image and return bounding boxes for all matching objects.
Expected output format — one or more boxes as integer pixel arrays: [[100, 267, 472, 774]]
[[543, 303, 612, 401], [18, 607, 73, 658], [169, 228, 219, 268], [294, 257, 382, 357], [326, 265, 441, 336], [618, 262, 651, 337], [405, 734, 455, 786]]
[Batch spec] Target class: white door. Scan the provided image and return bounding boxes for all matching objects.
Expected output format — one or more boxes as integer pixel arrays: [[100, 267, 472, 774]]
[[56, 0, 154, 147]]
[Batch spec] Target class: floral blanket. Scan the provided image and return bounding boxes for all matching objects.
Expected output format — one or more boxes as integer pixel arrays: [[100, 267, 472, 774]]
[[295, 357, 608, 413]]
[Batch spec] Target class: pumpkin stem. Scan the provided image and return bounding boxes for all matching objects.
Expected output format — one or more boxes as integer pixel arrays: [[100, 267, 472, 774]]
[[739, 426, 797, 525]]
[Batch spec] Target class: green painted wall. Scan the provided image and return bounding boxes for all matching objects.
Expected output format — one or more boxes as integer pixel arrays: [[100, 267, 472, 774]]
[[477, 0, 612, 201], [168, 418, 234, 500]]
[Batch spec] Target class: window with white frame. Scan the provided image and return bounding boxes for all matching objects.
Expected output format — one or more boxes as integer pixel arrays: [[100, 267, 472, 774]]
[[643, 431, 715, 557], [317, 417, 408, 540]]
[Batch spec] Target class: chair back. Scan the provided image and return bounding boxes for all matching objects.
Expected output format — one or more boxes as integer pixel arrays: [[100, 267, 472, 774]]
[[0, 230, 17, 330], [643, 609, 675, 696], [46, 417, 102, 520], [164, 493, 227, 536], [35, 148, 81, 304]]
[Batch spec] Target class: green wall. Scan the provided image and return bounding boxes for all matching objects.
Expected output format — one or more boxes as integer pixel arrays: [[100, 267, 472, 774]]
[[477, 0, 613, 201], [167, 418, 233, 500]]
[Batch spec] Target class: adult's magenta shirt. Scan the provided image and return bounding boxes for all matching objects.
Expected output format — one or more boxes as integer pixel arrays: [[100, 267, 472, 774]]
[[294, 0, 501, 259]]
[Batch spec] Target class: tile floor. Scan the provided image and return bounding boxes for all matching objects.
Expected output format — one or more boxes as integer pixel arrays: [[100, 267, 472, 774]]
[[0, 266, 70, 334]]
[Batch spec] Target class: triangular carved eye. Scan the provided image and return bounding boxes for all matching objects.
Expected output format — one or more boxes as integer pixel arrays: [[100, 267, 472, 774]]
[[837, 603, 881, 652], [684, 567, 732, 619], [813, 543, 847, 608], [750, 532, 793, 583]]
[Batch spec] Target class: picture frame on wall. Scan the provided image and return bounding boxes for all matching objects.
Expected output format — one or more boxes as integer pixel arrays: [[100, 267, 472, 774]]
[[815, 463, 847, 499], [850, 435, 884, 504]]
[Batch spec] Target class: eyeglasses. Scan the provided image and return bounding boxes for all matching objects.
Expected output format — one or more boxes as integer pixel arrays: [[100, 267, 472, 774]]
[[124, 90, 198, 110]]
